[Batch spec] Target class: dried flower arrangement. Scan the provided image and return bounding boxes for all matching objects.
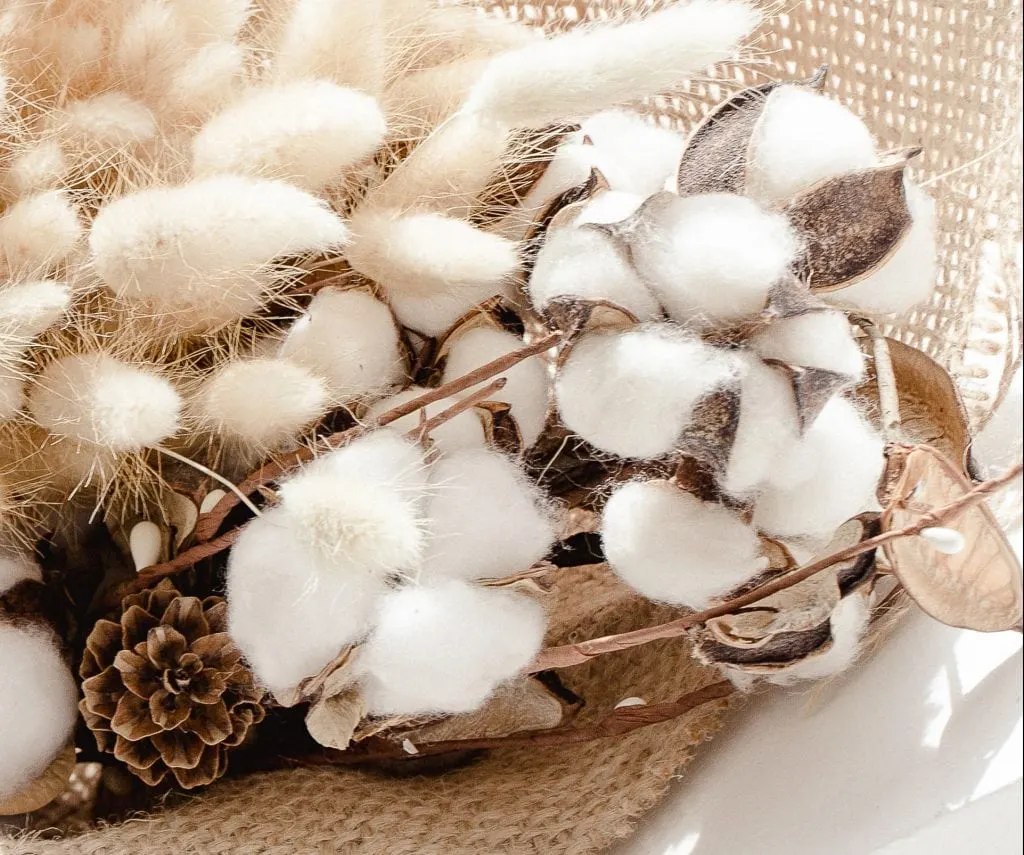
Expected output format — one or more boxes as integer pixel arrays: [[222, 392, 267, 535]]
[[0, 0, 1021, 839]]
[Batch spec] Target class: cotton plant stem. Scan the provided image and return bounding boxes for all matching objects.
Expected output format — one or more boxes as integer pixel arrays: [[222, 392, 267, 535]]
[[405, 378, 507, 443], [531, 462, 1024, 672], [192, 332, 560, 542], [855, 318, 902, 441]]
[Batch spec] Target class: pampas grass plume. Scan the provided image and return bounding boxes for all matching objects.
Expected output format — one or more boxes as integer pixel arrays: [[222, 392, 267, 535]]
[[0, 191, 82, 278], [4, 141, 67, 196], [192, 82, 387, 190], [464, 1, 760, 126], [60, 93, 157, 147], [360, 579, 546, 715], [0, 281, 71, 338]]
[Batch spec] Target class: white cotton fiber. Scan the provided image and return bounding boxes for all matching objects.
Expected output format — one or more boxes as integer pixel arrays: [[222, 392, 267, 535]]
[[277, 430, 429, 574], [192, 82, 386, 189], [602, 480, 764, 608], [227, 506, 387, 696], [751, 310, 865, 379], [0, 281, 71, 338], [29, 354, 181, 451], [0, 191, 82, 277], [746, 85, 878, 203], [360, 580, 547, 716], [768, 594, 870, 684], [824, 180, 938, 315], [441, 327, 550, 447], [386, 279, 513, 339], [722, 355, 801, 497], [89, 176, 348, 330], [0, 553, 42, 594], [279, 288, 406, 403], [419, 449, 556, 583], [572, 191, 645, 227], [365, 387, 487, 455], [198, 358, 329, 449], [0, 623, 79, 799], [464, 1, 760, 126], [629, 194, 799, 326], [345, 208, 519, 299], [554, 326, 741, 458], [753, 397, 884, 538], [528, 226, 660, 320], [581, 111, 685, 196]]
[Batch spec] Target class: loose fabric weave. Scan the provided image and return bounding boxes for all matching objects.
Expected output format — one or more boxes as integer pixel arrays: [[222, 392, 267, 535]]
[[6, 1, 1021, 852]]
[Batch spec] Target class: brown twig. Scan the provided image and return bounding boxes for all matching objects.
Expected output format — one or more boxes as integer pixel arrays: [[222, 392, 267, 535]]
[[405, 378, 507, 443], [855, 318, 902, 441], [532, 462, 1023, 671], [282, 680, 733, 767]]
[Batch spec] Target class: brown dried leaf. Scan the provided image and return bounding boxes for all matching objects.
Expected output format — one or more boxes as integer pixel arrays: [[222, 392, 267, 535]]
[[275, 646, 358, 708], [305, 689, 366, 751], [677, 388, 741, 472], [764, 359, 856, 431], [541, 295, 639, 339], [882, 444, 1022, 632], [165, 492, 199, 551], [0, 745, 75, 814], [784, 154, 917, 291]]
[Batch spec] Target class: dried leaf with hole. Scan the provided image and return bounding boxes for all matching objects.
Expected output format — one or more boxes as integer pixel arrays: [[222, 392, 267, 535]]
[[0, 745, 76, 814], [881, 443, 1022, 632], [305, 689, 367, 750]]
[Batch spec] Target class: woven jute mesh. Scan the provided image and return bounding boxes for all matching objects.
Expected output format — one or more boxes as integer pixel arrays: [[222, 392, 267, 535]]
[[6, 1, 1021, 852]]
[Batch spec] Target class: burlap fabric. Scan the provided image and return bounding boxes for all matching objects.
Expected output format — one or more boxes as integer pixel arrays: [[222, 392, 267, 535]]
[[5, 1, 1021, 852]]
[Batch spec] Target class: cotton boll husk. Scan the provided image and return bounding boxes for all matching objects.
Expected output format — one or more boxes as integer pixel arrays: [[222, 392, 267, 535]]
[[721, 355, 801, 497], [464, 2, 760, 126], [528, 226, 660, 320], [365, 387, 486, 455], [360, 580, 546, 716], [767, 594, 871, 684], [823, 181, 938, 315], [581, 110, 685, 196], [0, 552, 41, 593], [441, 327, 550, 447], [89, 176, 348, 330], [226, 507, 387, 696], [28, 354, 181, 451], [0, 191, 82, 278], [387, 279, 513, 338], [753, 397, 885, 537], [554, 327, 741, 459], [572, 191, 644, 227], [198, 358, 329, 450], [602, 480, 765, 608], [0, 623, 79, 799], [59, 93, 157, 148], [629, 194, 799, 326], [419, 449, 556, 583], [3, 140, 66, 196], [0, 281, 71, 338], [747, 85, 878, 203], [192, 82, 387, 190], [345, 208, 519, 299], [751, 310, 865, 379], [279, 288, 406, 403]]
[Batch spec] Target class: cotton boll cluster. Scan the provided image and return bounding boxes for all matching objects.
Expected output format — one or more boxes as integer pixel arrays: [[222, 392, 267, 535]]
[[555, 327, 741, 458], [365, 387, 487, 455], [441, 327, 550, 447], [359, 579, 546, 716], [751, 310, 865, 379], [602, 480, 765, 608]]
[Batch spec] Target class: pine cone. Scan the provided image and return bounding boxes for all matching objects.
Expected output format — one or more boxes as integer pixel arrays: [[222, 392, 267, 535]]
[[80, 579, 265, 789]]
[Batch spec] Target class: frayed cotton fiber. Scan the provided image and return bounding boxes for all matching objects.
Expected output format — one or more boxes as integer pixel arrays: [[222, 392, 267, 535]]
[[602, 480, 765, 608]]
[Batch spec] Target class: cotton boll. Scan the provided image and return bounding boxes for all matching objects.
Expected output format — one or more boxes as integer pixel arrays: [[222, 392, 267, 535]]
[[751, 311, 865, 379], [464, 1, 760, 126], [0, 191, 82, 277], [581, 111, 685, 196], [345, 208, 519, 299], [193, 82, 386, 190], [387, 280, 513, 339], [227, 507, 386, 696], [823, 181, 938, 315], [89, 176, 348, 330], [420, 450, 556, 583], [747, 85, 878, 203], [554, 327, 741, 458], [0, 624, 79, 799], [0, 553, 42, 593], [602, 480, 765, 608], [28, 354, 181, 451], [572, 191, 644, 226], [629, 194, 798, 326], [61, 92, 157, 148], [753, 397, 884, 538], [3, 140, 66, 195], [279, 288, 406, 403], [365, 387, 487, 455], [528, 226, 660, 320], [722, 355, 801, 497], [441, 327, 550, 447], [198, 358, 328, 449], [360, 580, 546, 716], [0, 281, 71, 338], [768, 594, 870, 684]]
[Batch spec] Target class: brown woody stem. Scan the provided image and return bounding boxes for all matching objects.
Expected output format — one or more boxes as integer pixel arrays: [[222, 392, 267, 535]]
[[405, 378, 507, 444], [531, 462, 1023, 672]]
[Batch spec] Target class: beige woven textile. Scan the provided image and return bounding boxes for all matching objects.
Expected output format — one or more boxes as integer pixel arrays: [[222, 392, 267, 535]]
[[5, 1, 1021, 852]]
